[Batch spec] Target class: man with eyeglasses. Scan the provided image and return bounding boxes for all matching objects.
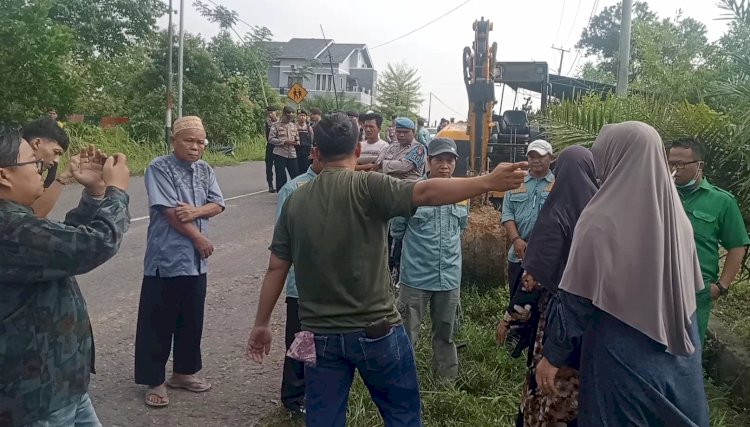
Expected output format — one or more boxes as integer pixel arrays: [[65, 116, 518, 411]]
[[669, 138, 749, 344], [0, 126, 131, 426]]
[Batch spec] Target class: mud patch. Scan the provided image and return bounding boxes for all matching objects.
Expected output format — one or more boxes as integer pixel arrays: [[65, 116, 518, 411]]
[[462, 203, 507, 286]]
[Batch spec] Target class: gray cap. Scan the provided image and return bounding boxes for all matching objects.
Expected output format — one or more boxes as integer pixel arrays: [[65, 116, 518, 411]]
[[428, 137, 458, 157]]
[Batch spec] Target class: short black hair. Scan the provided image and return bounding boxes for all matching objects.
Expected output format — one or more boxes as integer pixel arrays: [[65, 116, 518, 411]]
[[391, 114, 397, 120], [22, 118, 70, 151], [314, 113, 358, 160], [282, 106, 294, 114], [417, 118, 426, 127], [0, 126, 23, 167], [310, 107, 322, 115], [363, 113, 383, 128], [671, 138, 705, 161]]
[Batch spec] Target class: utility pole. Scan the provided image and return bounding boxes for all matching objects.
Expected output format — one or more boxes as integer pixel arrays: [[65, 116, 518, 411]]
[[165, 0, 174, 149], [177, 0, 185, 117], [551, 45, 570, 75], [616, 0, 633, 96], [427, 92, 432, 125]]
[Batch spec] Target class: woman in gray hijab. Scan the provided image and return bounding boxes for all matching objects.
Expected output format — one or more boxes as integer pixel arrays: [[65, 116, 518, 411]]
[[536, 122, 709, 426]]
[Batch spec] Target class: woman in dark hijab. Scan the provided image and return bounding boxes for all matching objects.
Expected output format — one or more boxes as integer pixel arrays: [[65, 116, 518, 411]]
[[509, 145, 599, 426], [536, 122, 708, 426]]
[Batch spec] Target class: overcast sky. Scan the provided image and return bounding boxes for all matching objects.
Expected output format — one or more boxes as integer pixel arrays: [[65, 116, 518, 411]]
[[167, 0, 730, 125]]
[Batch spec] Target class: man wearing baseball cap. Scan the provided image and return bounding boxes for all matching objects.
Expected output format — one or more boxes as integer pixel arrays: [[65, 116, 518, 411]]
[[392, 138, 467, 380], [501, 139, 555, 300]]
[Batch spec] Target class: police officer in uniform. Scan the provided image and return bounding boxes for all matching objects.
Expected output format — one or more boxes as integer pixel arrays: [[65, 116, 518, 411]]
[[374, 117, 427, 285], [268, 106, 300, 191], [264, 106, 279, 193]]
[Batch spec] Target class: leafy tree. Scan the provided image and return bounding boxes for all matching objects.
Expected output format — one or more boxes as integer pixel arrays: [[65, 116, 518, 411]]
[[575, 1, 657, 76], [0, 0, 80, 123], [377, 62, 424, 118], [576, 2, 711, 101], [49, 0, 166, 59]]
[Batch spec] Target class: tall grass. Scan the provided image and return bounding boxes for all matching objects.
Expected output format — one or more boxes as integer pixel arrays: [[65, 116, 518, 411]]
[[261, 285, 750, 427], [62, 124, 266, 175]]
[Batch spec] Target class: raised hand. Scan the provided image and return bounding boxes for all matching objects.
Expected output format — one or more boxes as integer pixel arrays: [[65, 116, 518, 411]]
[[488, 162, 528, 192], [103, 153, 130, 191], [73, 145, 106, 196]]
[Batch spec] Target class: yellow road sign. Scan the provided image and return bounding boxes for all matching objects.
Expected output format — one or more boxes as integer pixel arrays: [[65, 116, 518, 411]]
[[287, 83, 308, 104]]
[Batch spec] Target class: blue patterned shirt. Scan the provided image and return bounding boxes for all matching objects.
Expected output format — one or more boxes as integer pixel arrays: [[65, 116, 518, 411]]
[[144, 155, 225, 277]]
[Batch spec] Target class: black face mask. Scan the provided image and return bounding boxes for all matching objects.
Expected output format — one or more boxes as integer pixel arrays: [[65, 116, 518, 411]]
[[43, 164, 57, 188]]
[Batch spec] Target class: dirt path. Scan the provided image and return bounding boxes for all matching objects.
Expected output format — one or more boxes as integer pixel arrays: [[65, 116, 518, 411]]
[[51, 163, 287, 426]]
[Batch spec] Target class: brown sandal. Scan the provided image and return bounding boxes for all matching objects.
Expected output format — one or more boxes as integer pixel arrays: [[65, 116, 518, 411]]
[[166, 376, 212, 393], [145, 387, 169, 407]]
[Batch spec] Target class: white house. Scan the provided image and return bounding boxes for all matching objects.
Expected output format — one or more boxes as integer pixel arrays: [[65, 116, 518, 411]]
[[264, 38, 377, 106]]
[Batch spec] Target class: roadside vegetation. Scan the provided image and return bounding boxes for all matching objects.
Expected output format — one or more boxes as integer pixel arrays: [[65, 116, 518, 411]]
[[261, 285, 750, 427]]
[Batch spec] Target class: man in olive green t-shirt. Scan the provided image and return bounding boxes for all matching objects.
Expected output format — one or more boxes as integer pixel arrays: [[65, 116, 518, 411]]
[[669, 138, 749, 345], [246, 113, 528, 427]]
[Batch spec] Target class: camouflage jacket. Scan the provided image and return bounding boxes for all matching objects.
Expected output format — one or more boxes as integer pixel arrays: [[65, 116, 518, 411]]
[[0, 187, 130, 427]]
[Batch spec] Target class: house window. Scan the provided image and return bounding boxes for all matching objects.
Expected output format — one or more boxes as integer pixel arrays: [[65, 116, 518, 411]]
[[316, 74, 335, 91]]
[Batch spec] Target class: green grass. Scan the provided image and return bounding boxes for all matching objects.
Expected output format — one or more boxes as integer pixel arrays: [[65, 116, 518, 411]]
[[60, 125, 266, 175], [713, 280, 750, 344], [260, 286, 750, 427]]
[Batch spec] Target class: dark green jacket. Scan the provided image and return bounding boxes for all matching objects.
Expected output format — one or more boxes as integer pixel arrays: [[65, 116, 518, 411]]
[[0, 187, 130, 426]]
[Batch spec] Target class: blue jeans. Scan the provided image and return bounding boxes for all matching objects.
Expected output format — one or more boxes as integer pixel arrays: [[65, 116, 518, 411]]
[[305, 324, 422, 427], [26, 394, 101, 427]]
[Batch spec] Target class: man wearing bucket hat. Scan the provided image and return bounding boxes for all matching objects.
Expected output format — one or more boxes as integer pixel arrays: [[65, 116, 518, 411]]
[[392, 138, 468, 380], [135, 116, 226, 408]]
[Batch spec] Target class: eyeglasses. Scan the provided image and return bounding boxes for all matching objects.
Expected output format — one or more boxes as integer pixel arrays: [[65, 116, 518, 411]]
[[0, 159, 46, 174], [668, 160, 701, 170]]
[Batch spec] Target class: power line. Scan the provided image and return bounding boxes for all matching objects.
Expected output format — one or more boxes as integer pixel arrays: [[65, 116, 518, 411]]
[[431, 92, 464, 117], [563, 0, 583, 46], [553, 0, 567, 46], [370, 0, 473, 50], [567, 0, 600, 75]]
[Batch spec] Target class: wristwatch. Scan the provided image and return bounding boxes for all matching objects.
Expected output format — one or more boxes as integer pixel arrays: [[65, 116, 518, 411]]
[[716, 282, 730, 297]]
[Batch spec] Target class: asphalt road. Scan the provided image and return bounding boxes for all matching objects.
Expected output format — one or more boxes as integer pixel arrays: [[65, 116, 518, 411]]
[[49, 161, 287, 427]]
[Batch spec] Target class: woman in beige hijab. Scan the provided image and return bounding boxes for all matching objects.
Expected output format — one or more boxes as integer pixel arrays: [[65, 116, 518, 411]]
[[536, 122, 709, 426]]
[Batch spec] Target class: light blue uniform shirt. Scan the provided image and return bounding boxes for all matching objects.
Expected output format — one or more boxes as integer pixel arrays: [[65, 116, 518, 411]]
[[501, 171, 554, 264], [274, 166, 318, 298], [144, 155, 225, 277], [391, 202, 468, 291]]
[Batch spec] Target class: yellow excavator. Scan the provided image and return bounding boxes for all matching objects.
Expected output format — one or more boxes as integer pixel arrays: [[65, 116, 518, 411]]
[[438, 18, 545, 284]]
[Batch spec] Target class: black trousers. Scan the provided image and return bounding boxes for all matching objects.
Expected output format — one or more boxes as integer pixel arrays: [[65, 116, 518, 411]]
[[281, 297, 305, 409], [273, 154, 300, 191], [134, 274, 207, 386], [507, 261, 524, 301], [265, 143, 275, 187], [296, 145, 311, 173]]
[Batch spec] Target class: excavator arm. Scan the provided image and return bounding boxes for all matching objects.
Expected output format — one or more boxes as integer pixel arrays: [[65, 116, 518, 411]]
[[463, 18, 497, 176]]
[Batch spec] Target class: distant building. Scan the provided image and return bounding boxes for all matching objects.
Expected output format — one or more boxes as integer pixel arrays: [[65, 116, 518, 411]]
[[264, 38, 377, 106]]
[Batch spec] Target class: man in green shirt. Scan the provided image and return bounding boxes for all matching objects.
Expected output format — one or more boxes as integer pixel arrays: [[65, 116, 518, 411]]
[[246, 113, 528, 427], [669, 138, 749, 344]]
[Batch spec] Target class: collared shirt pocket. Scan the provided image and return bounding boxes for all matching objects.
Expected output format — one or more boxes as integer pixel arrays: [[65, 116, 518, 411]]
[[450, 205, 469, 234], [691, 209, 719, 240], [411, 207, 436, 232]]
